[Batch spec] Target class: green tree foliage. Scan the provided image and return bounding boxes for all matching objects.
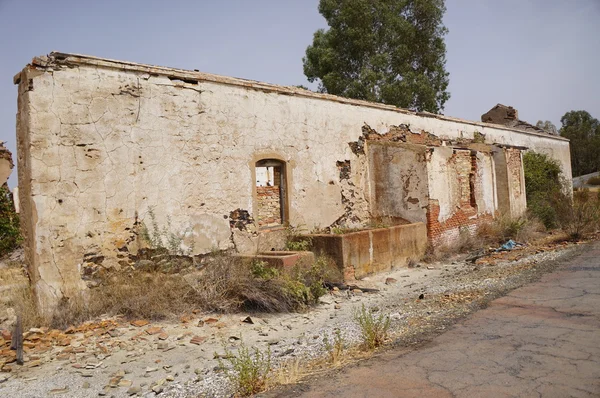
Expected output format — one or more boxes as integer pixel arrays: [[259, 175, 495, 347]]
[[523, 152, 564, 229], [0, 185, 21, 256], [559, 110, 600, 177], [303, 0, 450, 113], [535, 120, 558, 135]]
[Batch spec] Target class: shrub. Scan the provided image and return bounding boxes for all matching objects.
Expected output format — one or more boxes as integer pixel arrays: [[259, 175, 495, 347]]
[[523, 152, 567, 229], [140, 207, 192, 255], [284, 225, 312, 251], [555, 189, 600, 240], [220, 341, 271, 397], [587, 176, 600, 186], [477, 214, 543, 245], [250, 260, 279, 280], [323, 328, 345, 364], [0, 185, 21, 257], [354, 304, 390, 350]]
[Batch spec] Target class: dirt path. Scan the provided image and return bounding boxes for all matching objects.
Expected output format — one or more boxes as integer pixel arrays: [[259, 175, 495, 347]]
[[270, 242, 600, 398]]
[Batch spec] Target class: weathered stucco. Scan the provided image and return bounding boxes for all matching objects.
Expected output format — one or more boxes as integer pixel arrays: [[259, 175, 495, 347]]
[[0, 143, 13, 187], [14, 53, 572, 312]]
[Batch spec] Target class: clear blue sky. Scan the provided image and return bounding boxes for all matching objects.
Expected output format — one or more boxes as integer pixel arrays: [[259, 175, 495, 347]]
[[1, 0, 599, 187]]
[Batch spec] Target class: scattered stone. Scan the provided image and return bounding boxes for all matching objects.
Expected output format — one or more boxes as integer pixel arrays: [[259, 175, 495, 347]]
[[352, 289, 363, 294], [334, 304, 341, 309], [157, 333, 169, 340], [127, 386, 141, 395], [166, 374, 175, 381], [27, 359, 42, 367], [278, 348, 295, 357], [145, 367, 158, 373], [190, 336, 206, 345], [203, 317, 219, 324], [131, 320, 149, 328], [145, 327, 163, 335], [267, 339, 279, 346], [418, 293, 425, 300], [82, 382, 90, 389], [385, 277, 397, 285], [119, 379, 133, 387], [48, 387, 69, 395], [241, 316, 254, 324], [152, 385, 164, 394], [319, 296, 334, 305], [108, 376, 122, 387], [157, 341, 169, 350]]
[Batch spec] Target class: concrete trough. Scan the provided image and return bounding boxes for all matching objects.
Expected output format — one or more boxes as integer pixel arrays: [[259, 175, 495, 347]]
[[306, 222, 428, 281]]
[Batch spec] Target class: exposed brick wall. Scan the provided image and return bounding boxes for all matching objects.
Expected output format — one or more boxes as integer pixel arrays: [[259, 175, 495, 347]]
[[426, 199, 493, 246], [257, 186, 282, 227], [427, 149, 493, 246]]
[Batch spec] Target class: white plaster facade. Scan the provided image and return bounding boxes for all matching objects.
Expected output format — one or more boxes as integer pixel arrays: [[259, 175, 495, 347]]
[[14, 53, 571, 313]]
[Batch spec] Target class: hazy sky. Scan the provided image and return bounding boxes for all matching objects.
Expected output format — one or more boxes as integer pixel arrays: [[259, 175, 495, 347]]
[[0, 0, 598, 187]]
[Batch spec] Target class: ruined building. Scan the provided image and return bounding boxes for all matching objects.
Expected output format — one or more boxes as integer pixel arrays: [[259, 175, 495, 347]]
[[0, 143, 13, 188], [14, 53, 572, 312]]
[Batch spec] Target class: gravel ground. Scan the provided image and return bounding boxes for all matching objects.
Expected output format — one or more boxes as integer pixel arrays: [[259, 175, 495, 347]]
[[162, 243, 581, 398], [0, 242, 583, 398]]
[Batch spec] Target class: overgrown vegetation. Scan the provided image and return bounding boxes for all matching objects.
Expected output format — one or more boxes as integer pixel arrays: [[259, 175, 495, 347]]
[[354, 304, 390, 350], [523, 152, 600, 238], [47, 255, 334, 329], [554, 189, 600, 240], [0, 185, 21, 257], [523, 152, 565, 229], [140, 207, 192, 256], [587, 176, 600, 186], [284, 225, 312, 251], [219, 341, 272, 397], [323, 328, 345, 364]]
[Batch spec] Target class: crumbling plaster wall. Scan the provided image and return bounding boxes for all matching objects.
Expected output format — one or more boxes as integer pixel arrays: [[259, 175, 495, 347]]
[[16, 54, 571, 311], [367, 141, 429, 223], [493, 147, 527, 218], [425, 147, 497, 244]]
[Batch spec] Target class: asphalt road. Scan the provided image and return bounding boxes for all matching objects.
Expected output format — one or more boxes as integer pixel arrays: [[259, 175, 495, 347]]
[[275, 242, 600, 398]]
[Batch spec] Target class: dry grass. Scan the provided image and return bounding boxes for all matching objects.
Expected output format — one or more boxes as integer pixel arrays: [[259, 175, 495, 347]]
[[424, 215, 546, 262], [477, 214, 545, 245], [47, 255, 331, 329], [49, 271, 198, 329], [0, 263, 43, 330]]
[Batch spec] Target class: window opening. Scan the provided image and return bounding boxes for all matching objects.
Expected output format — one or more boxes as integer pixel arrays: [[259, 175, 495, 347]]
[[255, 159, 286, 228]]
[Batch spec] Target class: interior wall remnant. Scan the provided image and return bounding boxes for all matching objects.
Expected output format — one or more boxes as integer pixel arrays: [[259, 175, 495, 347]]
[[367, 141, 429, 224], [425, 147, 497, 245], [493, 145, 527, 218]]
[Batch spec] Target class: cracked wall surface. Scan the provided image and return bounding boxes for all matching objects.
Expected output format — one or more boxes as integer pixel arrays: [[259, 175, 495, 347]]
[[14, 53, 572, 312]]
